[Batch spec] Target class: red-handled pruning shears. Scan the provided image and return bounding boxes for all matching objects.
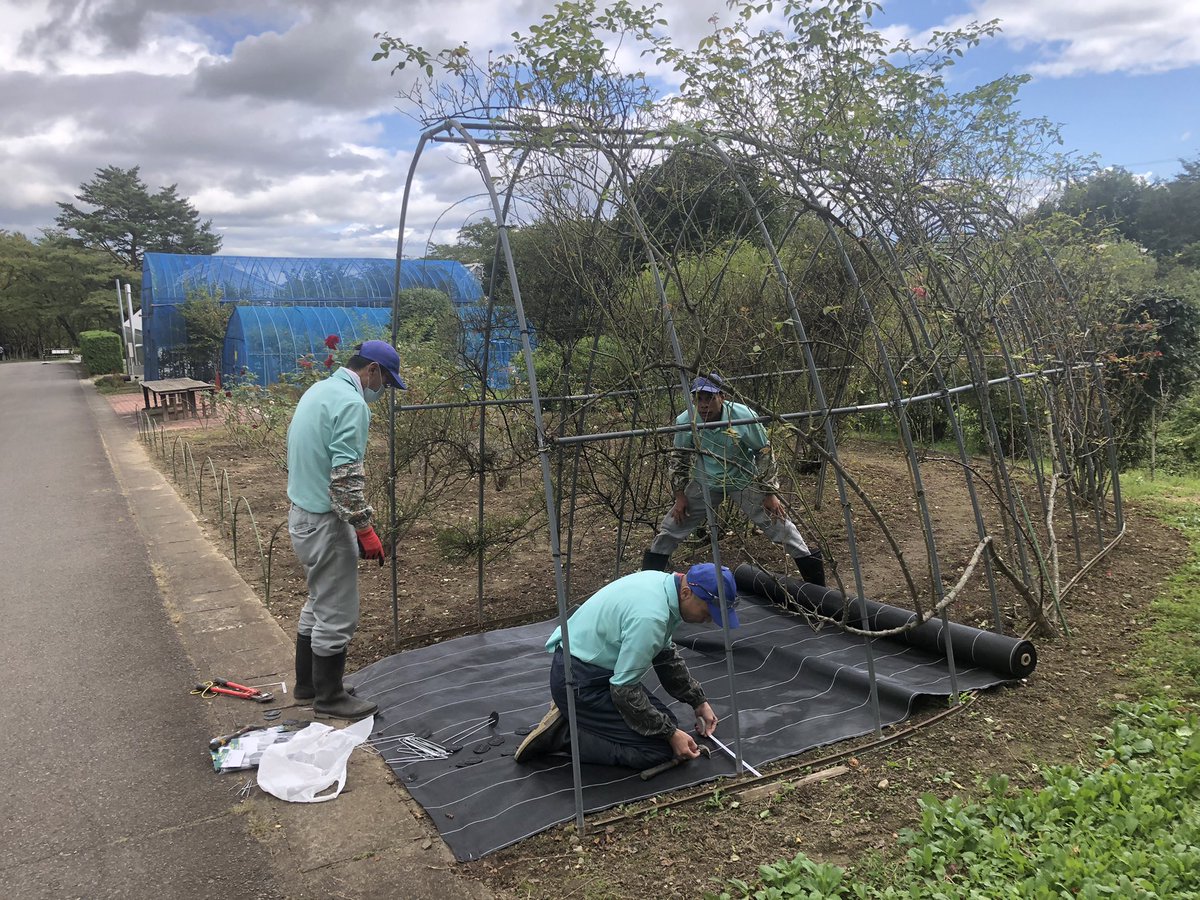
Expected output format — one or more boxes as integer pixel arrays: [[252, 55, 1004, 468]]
[[192, 678, 275, 703]]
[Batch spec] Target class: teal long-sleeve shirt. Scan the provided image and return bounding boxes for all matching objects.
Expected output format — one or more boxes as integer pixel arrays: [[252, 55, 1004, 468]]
[[546, 570, 683, 686], [286, 368, 370, 517], [671, 399, 770, 492]]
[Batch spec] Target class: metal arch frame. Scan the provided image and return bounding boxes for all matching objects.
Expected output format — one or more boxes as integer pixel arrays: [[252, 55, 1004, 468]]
[[380, 117, 1128, 838]]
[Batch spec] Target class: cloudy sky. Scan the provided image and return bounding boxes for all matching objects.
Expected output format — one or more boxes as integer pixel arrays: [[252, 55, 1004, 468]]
[[1, 0, 1197, 259]]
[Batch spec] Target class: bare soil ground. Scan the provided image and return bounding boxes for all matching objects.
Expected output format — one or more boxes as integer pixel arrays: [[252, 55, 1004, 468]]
[[147, 427, 1186, 899]]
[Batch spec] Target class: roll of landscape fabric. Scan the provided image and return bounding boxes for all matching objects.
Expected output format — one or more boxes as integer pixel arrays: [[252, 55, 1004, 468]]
[[734, 564, 1037, 679]]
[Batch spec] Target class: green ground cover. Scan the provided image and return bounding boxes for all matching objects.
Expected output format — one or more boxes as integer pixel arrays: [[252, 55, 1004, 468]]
[[718, 472, 1200, 899]]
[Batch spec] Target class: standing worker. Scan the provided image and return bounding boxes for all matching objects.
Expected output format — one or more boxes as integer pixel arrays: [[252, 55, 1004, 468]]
[[514, 563, 735, 770], [642, 374, 825, 586], [286, 340, 405, 718]]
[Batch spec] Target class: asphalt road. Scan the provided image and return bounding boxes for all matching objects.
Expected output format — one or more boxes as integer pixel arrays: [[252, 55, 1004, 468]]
[[0, 362, 278, 899]]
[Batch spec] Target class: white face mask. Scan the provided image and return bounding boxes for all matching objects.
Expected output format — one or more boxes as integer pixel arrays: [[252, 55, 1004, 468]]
[[361, 365, 385, 403]]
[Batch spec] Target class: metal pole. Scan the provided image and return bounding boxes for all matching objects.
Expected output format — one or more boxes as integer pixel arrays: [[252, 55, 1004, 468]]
[[124, 283, 138, 377], [115, 280, 131, 376]]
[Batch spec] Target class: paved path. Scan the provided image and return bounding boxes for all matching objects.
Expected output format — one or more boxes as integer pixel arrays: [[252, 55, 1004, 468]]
[[0, 362, 491, 899], [0, 362, 277, 898]]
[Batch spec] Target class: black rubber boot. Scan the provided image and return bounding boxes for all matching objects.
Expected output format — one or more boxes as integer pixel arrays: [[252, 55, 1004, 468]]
[[294, 633, 315, 701], [641, 550, 671, 572], [794, 550, 826, 587], [295, 633, 353, 701], [313, 649, 377, 718]]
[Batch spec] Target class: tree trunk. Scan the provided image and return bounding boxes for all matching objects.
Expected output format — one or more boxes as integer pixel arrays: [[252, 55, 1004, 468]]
[[56, 315, 79, 346], [1149, 404, 1158, 480]]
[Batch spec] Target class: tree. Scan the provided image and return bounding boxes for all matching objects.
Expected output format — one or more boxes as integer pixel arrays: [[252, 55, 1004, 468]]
[[1111, 289, 1200, 467], [616, 150, 783, 260], [396, 287, 460, 351], [177, 286, 231, 364], [1044, 157, 1200, 259], [0, 230, 130, 352], [1048, 167, 1149, 233], [55, 165, 221, 269]]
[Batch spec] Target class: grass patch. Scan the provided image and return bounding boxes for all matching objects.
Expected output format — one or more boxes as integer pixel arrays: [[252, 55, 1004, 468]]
[[1120, 469, 1200, 702], [716, 471, 1200, 899], [93, 374, 141, 394]]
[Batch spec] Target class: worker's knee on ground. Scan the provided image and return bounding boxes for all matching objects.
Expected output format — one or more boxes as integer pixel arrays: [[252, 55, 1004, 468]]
[[572, 728, 672, 770]]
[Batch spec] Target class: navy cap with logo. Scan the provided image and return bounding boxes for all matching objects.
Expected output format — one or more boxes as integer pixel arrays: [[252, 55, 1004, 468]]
[[357, 340, 407, 389], [685, 562, 740, 628], [690, 374, 725, 394]]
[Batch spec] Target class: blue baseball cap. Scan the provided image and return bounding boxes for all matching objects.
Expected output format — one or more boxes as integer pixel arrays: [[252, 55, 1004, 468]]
[[686, 563, 740, 628], [690, 374, 724, 394], [357, 340, 406, 389]]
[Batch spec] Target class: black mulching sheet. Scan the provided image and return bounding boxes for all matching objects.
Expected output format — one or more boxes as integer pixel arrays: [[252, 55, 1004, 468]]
[[349, 573, 1035, 862]]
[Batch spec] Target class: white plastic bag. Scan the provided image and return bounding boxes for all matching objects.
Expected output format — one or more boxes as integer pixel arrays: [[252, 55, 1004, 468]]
[[257, 715, 373, 803]]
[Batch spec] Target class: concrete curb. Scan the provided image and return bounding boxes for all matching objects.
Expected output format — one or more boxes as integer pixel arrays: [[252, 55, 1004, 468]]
[[85, 382, 492, 899]]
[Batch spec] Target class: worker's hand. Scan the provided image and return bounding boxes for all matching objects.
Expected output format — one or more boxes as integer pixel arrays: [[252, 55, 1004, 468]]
[[670, 494, 689, 524], [669, 728, 700, 760], [356, 526, 386, 565], [693, 702, 718, 737], [762, 493, 786, 521]]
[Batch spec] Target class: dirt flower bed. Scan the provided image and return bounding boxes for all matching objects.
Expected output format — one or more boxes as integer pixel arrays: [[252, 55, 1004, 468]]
[[146, 428, 1183, 898]]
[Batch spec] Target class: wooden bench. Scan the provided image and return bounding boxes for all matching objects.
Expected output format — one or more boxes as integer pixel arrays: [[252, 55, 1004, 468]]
[[141, 378, 216, 420]]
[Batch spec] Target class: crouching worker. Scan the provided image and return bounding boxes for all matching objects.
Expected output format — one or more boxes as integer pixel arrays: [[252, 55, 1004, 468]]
[[514, 563, 738, 770]]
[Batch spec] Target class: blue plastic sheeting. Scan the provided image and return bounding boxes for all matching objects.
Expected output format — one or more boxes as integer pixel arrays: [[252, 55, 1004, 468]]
[[142, 253, 482, 306], [222, 305, 526, 390], [141, 253, 483, 380], [223, 306, 392, 387]]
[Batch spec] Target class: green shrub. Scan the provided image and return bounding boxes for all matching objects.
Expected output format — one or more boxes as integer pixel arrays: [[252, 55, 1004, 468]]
[[1156, 388, 1200, 474], [79, 330, 123, 375], [92, 372, 136, 393], [434, 513, 540, 564], [717, 700, 1200, 899]]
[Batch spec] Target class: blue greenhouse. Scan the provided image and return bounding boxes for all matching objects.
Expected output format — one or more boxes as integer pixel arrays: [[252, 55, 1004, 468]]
[[141, 253, 522, 387]]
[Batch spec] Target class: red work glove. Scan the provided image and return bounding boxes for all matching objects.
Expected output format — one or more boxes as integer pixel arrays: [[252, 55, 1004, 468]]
[[356, 526, 386, 566]]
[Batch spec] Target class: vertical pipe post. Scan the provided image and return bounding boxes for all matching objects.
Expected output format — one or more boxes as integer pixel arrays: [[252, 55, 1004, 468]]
[[115, 280, 131, 376]]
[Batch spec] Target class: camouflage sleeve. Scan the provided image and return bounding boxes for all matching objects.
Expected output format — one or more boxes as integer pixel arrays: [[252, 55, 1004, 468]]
[[329, 460, 373, 529], [610, 683, 677, 738], [756, 444, 782, 493], [668, 416, 695, 494], [652, 644, 706, 708], [669, 445, 693, 493]]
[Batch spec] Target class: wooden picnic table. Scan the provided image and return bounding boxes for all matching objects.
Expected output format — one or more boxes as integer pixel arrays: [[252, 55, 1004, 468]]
[[141, 378, 216, 420]]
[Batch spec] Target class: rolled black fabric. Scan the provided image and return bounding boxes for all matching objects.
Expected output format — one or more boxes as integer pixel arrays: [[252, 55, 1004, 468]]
[[734, 564, 1037, 679]]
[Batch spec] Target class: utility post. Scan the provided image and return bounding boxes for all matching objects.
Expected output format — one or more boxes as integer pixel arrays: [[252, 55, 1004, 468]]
[[115, 279, 132, 377], [124, 283, 141, 379]]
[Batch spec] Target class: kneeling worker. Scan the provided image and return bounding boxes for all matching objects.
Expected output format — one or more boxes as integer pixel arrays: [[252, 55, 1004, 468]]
[[515, 563, 737, 770]]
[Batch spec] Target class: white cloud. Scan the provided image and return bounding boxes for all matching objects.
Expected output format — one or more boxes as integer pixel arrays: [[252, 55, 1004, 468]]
[[941, 0, 1200, 77], [1, 0, 1195, 259]]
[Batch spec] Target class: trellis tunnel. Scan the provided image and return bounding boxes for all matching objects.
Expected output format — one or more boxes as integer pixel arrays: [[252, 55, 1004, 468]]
[[364, 120, 1127, 849]]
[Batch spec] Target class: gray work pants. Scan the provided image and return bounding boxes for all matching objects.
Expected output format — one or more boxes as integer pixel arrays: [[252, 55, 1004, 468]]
[[649, 479, 810, 558], [288, 505, 360, 656]]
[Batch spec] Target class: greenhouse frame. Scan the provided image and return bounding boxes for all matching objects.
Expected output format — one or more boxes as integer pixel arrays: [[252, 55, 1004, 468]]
[[140, 252, 519, 386]]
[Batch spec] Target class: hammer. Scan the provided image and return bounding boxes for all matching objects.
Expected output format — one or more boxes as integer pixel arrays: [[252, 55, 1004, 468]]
[[639, 745, 712, 781]]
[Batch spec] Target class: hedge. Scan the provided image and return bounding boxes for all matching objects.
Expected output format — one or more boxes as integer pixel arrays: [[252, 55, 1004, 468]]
[[79, 330, 123, 376]]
